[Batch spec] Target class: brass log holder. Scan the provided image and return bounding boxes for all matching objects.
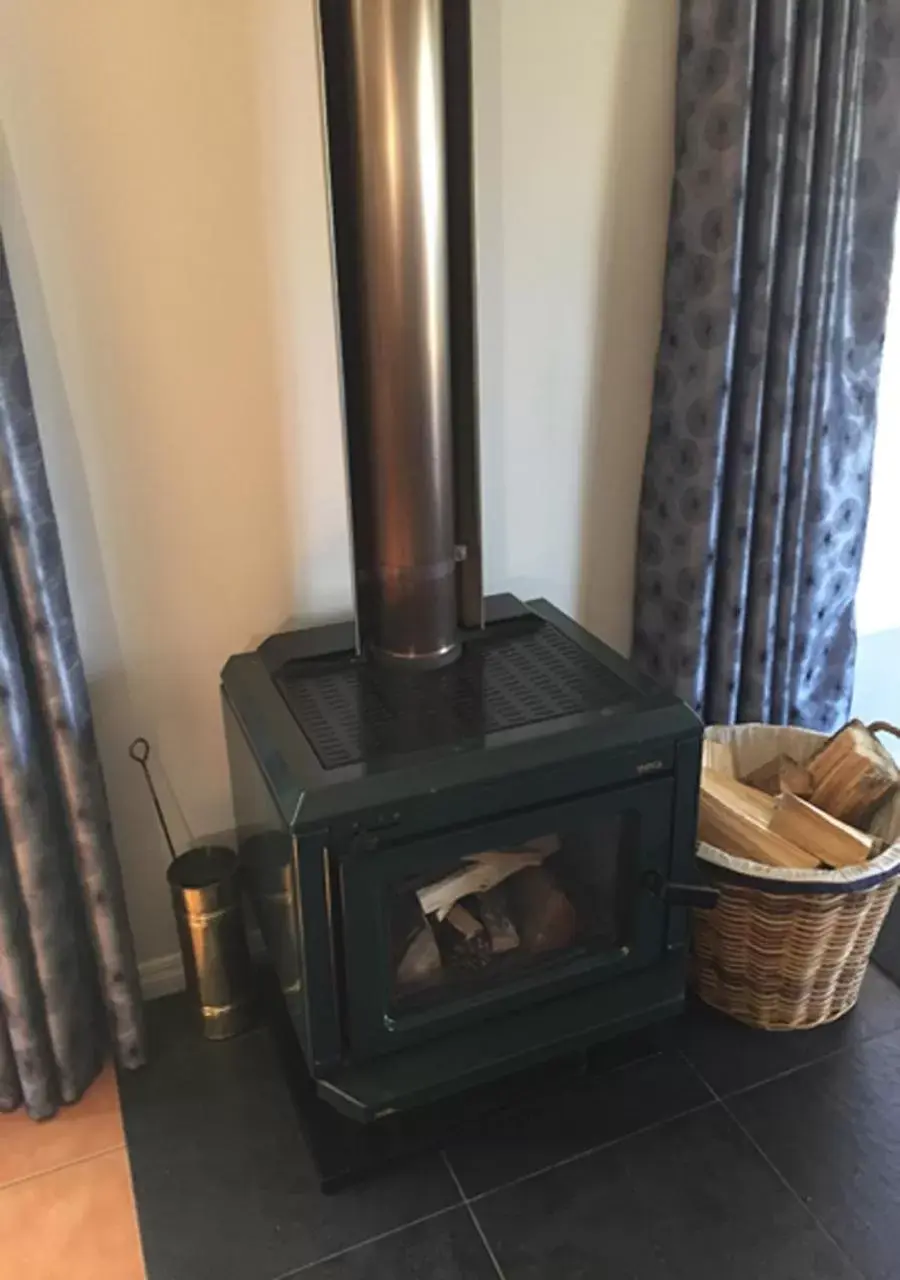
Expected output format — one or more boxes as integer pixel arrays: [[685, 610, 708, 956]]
[[129, 738, 255, 1040]]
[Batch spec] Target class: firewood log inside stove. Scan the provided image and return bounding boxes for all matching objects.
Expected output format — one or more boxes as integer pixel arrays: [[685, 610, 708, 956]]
[[396, 917, 442, 988], [509, 865, 578, 953], [417, 848, 551, 921], [520, 834, 562, 858], [446, 902, 484, 939], [439, 898, 491, 970], [477, 883, 520, 953]]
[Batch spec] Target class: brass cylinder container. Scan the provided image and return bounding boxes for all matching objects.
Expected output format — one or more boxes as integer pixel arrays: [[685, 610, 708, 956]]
[[167, 847, 255, 1041]]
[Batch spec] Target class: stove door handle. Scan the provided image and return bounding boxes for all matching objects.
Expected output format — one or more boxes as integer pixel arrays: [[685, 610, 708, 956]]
[[641, 872, 719, 911], [662, 881, 720, 910]]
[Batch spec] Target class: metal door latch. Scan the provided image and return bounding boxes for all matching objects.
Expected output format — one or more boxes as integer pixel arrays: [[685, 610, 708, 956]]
[[641, 871, 720, 911]]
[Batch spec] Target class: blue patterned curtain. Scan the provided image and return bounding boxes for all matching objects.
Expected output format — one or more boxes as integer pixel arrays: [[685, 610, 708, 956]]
[[633, 0, 900, 731], [0, 237, 145, 1118]]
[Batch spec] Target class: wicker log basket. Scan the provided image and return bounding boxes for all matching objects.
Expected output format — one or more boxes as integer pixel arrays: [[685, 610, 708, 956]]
[[692, 723, 900, 1031]]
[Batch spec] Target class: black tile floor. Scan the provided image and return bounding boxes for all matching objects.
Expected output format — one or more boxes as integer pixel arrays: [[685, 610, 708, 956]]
[[120, 964, 900, 1280]]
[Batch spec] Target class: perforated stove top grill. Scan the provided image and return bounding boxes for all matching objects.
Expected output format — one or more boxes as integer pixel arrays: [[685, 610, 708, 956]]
[[275, 622, 635, 770]]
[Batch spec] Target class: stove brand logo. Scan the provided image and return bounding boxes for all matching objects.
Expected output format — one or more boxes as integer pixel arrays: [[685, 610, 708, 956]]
[[636, 759, 664, 775]]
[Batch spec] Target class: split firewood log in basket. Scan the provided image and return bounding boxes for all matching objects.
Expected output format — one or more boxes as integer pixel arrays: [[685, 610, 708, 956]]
[[693, 721, 900, 1031]]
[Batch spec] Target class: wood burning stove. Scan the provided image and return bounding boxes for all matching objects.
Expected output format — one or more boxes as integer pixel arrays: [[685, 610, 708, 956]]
[[222, 595, 702, 1121], [221, 0, 704, 1132]]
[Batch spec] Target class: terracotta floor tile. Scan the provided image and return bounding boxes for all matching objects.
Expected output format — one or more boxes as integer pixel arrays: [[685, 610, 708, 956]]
[[0, 1148, 145, 1280], [0, 1063, 124, 1188]]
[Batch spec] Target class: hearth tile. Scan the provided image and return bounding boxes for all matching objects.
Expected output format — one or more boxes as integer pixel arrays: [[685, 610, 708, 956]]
[[119, 994, 460, 1280], [676, 963, 900, 1097], [443, 1047, 712, 1198], [295, 1207, 498, 1279], [473, 1103, 855, 1279], [729, 1025, 900, 1280]]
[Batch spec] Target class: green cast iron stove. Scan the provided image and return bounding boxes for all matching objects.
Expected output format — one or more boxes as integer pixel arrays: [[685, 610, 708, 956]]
[[220, 0, 703, 1185]]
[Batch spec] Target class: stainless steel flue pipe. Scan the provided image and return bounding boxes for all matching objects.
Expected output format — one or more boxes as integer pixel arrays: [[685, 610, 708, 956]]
[[319, 0, 482, 666]]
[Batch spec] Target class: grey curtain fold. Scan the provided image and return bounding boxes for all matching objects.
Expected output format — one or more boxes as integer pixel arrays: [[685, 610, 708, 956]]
[[0, 236, 145, 1119], [633, 0, 900, 730]]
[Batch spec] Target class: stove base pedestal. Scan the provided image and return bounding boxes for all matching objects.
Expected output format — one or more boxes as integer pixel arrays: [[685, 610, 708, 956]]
[[259, 959, 685, 1191]]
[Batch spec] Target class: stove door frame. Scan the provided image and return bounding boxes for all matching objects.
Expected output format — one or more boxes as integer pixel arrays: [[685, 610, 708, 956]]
[[340, 776, 675, 1061]]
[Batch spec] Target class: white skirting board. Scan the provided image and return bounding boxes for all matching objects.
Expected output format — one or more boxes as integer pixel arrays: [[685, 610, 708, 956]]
[[137, 927, 265, 1002], [138, 953, 186, 1000]]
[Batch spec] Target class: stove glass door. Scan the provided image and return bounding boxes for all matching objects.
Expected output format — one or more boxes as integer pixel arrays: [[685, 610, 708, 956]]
[[342, 777, 675, 1058], [390, 815, 625, 1012]]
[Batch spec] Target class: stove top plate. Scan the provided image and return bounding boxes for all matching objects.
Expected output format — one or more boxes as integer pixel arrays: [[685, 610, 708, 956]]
[[275, 620, 636, 770]]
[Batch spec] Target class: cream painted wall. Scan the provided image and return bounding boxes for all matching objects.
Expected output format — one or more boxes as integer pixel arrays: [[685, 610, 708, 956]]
[[475, 1, 677, 651], [0, 0, 677, 974]]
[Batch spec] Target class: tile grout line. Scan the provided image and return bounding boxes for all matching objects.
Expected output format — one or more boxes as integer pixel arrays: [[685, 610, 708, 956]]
[[721, 1026, 893, 1099], [0, 1141, 127, 1194], [466, 1096, 719, 1206], [253, 1059, 721, 1280], [718, 1096, 867, 1280], [682, 1051, 866, 1280], [268, 1202, 464, 1280], [674, 1048, 722, 1101], [679, 998, 900, 1104], [441, 1152, 506, 1280]]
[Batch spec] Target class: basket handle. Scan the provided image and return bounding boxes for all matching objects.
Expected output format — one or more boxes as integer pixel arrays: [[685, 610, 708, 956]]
[[868, 722, 900, 743]]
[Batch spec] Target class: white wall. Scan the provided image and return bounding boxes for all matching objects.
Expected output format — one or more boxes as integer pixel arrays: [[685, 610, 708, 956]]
[[475, 1, 677, 647], [0, 0, 678, 977]]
